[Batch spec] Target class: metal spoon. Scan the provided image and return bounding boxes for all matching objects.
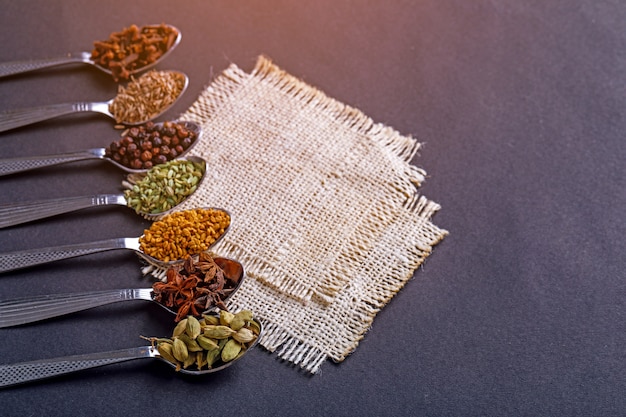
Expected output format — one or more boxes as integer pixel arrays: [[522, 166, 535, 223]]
[[0, 315, 263, 388], [0, 155, 206, 229], [0, 70, 189, 133], [0, 120, 201, 176], [0, 207, 230, 273], [0, 24, 181, 79], [0, 257, 244, 328]]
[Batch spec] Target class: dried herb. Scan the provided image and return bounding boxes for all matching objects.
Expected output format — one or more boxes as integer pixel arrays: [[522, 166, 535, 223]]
[[152, 254, 243, 322]]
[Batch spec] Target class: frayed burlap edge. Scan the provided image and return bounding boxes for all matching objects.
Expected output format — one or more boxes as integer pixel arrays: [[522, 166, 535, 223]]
[[227, 195, 446, 373]]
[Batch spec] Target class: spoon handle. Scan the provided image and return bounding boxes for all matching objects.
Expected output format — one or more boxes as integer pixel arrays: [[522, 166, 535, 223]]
[[0, 52, 92, 78], [0, 194, 127, 229], [0, 237, 137, 273], [0, 346, 155, 388], [0, 101, 111, 133], [0, 288, 153, 328], [0, 148, 106, 176]]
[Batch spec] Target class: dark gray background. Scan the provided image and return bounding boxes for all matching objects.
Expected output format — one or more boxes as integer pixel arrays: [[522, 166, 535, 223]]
[[0, 1, 623, 416]]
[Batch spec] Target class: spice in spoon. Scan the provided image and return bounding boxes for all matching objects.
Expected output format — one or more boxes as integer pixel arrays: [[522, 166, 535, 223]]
[[91, 24, 179, 82], [139, 208, 231, 262], [143, 309, 260, 371], [106, 121, 198, 170], [108, 70, 186, 124], [152, 254, 243, 321], [124, 159, 205, 214]]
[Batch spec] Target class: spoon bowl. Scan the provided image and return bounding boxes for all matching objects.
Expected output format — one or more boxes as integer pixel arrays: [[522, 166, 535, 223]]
[[0, 257, 245, 328], [0, 207, 231, 274], [0, 70, 189, 133], [0, 120, 202, 176], [0, 155, 207, 229], [0, 24, 182, 80]]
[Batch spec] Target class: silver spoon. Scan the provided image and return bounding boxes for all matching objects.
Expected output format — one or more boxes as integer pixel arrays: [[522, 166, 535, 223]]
[[0, 70, 189, 133], [0, 257, 244, 328], [0, 24, 181, 79], [0, 314, 263, 388], [0, 207, 230, 273], [0, 120, 201, 176], [0, 155, 206, 229]]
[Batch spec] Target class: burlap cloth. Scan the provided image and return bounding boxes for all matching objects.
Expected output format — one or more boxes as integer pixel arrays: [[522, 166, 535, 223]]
[[147, 56, 447, 373]]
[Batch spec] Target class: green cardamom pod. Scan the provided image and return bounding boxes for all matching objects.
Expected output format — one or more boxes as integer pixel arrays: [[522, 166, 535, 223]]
[[202, 315, 220, 326], [183, 352, 197, 369], [230, 316, 245, 331], [219, 310, 235, 326], [221, 339, 242, 363], [246, 320, 261, 336], [196, 351, 207, 370], [231, 310, 255, 330], [185, 315, 202, 339], [157, 342, 180, 366], [203, 325, 236, 339], [235, 310, 254, 322], [206, 346, 221, 367], [172, 337, 189, 362], [172, 318, 188, 337], [196, 335, 220, 351], [232, 327, 255, 344], [178, 334, 203, 352]]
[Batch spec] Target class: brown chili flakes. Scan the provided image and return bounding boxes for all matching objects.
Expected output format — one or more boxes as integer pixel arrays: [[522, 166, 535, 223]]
[[91, 23, 179, 82]]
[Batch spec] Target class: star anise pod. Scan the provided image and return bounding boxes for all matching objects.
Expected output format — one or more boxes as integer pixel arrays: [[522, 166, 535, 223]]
[[174, 298, 200, 322], [183, 256, 196, 275]]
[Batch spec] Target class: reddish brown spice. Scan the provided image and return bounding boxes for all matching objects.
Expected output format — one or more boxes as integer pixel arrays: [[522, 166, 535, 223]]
[[91, 24, 179, 82], [105, 121, 197, 170], [152, 254, 243, 322]]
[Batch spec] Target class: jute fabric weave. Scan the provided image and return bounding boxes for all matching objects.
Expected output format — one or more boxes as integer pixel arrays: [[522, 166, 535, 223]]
[[150, 56, 447, 373]]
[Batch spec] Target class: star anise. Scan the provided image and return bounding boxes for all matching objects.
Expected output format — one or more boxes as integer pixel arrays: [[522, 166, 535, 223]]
[[152, 268, 199, 308], [174, 298, 201, 322], [151, 255, 242, 322]]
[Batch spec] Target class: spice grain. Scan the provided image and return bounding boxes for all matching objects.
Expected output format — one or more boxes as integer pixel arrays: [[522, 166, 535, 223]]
[[139, 208, 230, 262], [124, 159, 205, 214], [109, 70, 186, 124]]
